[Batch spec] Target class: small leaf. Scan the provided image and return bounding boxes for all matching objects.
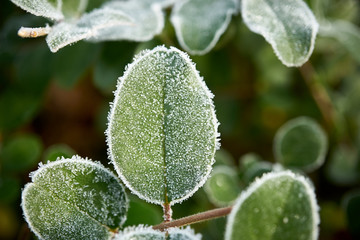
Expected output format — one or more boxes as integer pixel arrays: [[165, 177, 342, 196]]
[[11, 0, 63, 21], [115, 226, 201, 240], [107, 46, 219, 205], [171, 0, 238, 55], [214, 149, 235, 166], [225, 171, 319, 240], [1, 134, 43, 172], [43, 144, 76, 162], [241, 0, 319, 67], [22, 156, 128, 240], [204, 166, 241, 207], [273, 117, 328, 172], [319, 20, 360, 64], [46, 7, 132, 52]]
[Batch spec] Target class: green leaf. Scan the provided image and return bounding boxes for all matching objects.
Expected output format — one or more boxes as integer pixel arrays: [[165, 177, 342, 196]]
[[1, 134, 43, 172], [11, 0, 63, 21], [241, 0, 319, 67], [116, 226, 201, 240], [273, 117, 328, 172], [225, 171, 319, 240], [46, 8, 132, 52], [22, 156, 128, 240], [62, 0, 88, 19], [325, 144, 360, 185], [342, 190, 360, 238], [319, 20, 360, 64], [204, 166, 241, 206], [171, 0, 238, 55], [43, 144, 76, 162], [214, 148, 235, 166], [107, 46, 219, 205]]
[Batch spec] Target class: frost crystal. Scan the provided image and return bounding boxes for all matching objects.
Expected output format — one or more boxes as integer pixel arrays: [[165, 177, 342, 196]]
[[22, 156, 128, 240], [107, 46, 219, 205], [242, 0, 319, 67], [225, 171, 319, 240], [171, 0, 238, 55]]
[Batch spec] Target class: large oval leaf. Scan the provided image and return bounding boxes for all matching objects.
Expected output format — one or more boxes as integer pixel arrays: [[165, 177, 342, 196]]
[[171, 0, 238, 55], [273, 117, 328, 172], [107, 46, 219, 205], [225, 171, 319, 240], [241, 0, 319, 67], [22, 156, 128, 240]]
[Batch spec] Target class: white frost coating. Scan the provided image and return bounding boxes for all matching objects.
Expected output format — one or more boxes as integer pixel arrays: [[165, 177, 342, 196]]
[[107, 45, 220, 205], [11, 0, 64, 21], [168, 226, 202, 240], [46, 8, 133, 52], [241, 0, 319, 67], [89, 0, 166, 42], [224, 171, 320, 240], [114, 225, 164, 239], [22, 156, 128, 240], [273, 116, 328, 172], [171, 0, 238, 55]]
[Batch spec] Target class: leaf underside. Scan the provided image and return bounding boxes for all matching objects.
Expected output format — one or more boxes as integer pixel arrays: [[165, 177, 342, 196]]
[[22, 156, 127, 240], [107, 46, 219, 205], [242, 0, 319, 67], [171, 0, 238, 55], [225, 171, 319, 240], [11, 0, 64, 20], [116, 226, 201, 240]]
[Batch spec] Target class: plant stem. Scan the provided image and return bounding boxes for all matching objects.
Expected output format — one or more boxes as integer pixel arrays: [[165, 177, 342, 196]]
[[299, 62, 335, 128], [153, 206, 232, 231], [162, 202, 172, 222]]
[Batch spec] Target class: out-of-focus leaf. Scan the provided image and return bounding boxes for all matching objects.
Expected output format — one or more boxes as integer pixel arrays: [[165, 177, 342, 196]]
[[43, 144, 76, 162], [94, 42, 138, 95], [238, 153, 272, 184], [205, 166, 241, 206], [0, 177, 21, 203], [325, 144, 359, 185], [319, 20, 360, 64], [10, 0, 63, 21], [46, 8, 133, 52], [225, 171, 319, 240], [107, 46, 219, 205], [342, 190, 360, 238], [273, 117, 328, 172], [1, 134, 43, 172], [214, 148, 235, 166], [0, 206, 18, 239], [171, 0, 238, 55], [22, 156, 128, 240], [124, 196, 162, 227], [52, 41, 100, 88], [62, 0, 88, 19], [241, 0, 319, 67], [312, 0, 359, 23]]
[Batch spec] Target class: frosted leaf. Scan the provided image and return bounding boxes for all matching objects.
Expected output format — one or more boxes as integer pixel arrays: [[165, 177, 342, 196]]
[[241, 0, 319, 67], [11, 0, 64, 21], [225, 171, 319, 240], [46, 8, 133, 52], [115, 226, 201, 240], [22, 156, 128, 240], [319, 20, 360, 63], [204, 166, 241, 207], [273, 117, 328, 172], [88, 0, 168, 42], [171, 0, 238, 55], [107, 46, 219, 205]]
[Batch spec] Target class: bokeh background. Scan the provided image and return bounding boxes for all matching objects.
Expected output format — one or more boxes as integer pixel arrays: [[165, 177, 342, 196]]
[[1, 0, 359, 239]]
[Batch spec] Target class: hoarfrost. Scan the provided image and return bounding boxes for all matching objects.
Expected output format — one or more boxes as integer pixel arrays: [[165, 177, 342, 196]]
[[171, 0, 238, 55], [225, 171, 320, 240], [11, 0, 64, 21], [107, 46, 219, 205], [241, 0, 319, 67], [22, 156, 128, 239]]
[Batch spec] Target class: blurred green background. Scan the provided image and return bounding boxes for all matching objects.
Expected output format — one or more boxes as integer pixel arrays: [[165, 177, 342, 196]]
[[0, 0, 359, 239]]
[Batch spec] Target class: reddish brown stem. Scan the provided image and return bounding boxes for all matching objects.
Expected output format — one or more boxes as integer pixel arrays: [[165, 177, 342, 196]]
[[153, 206, 232, 231]]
